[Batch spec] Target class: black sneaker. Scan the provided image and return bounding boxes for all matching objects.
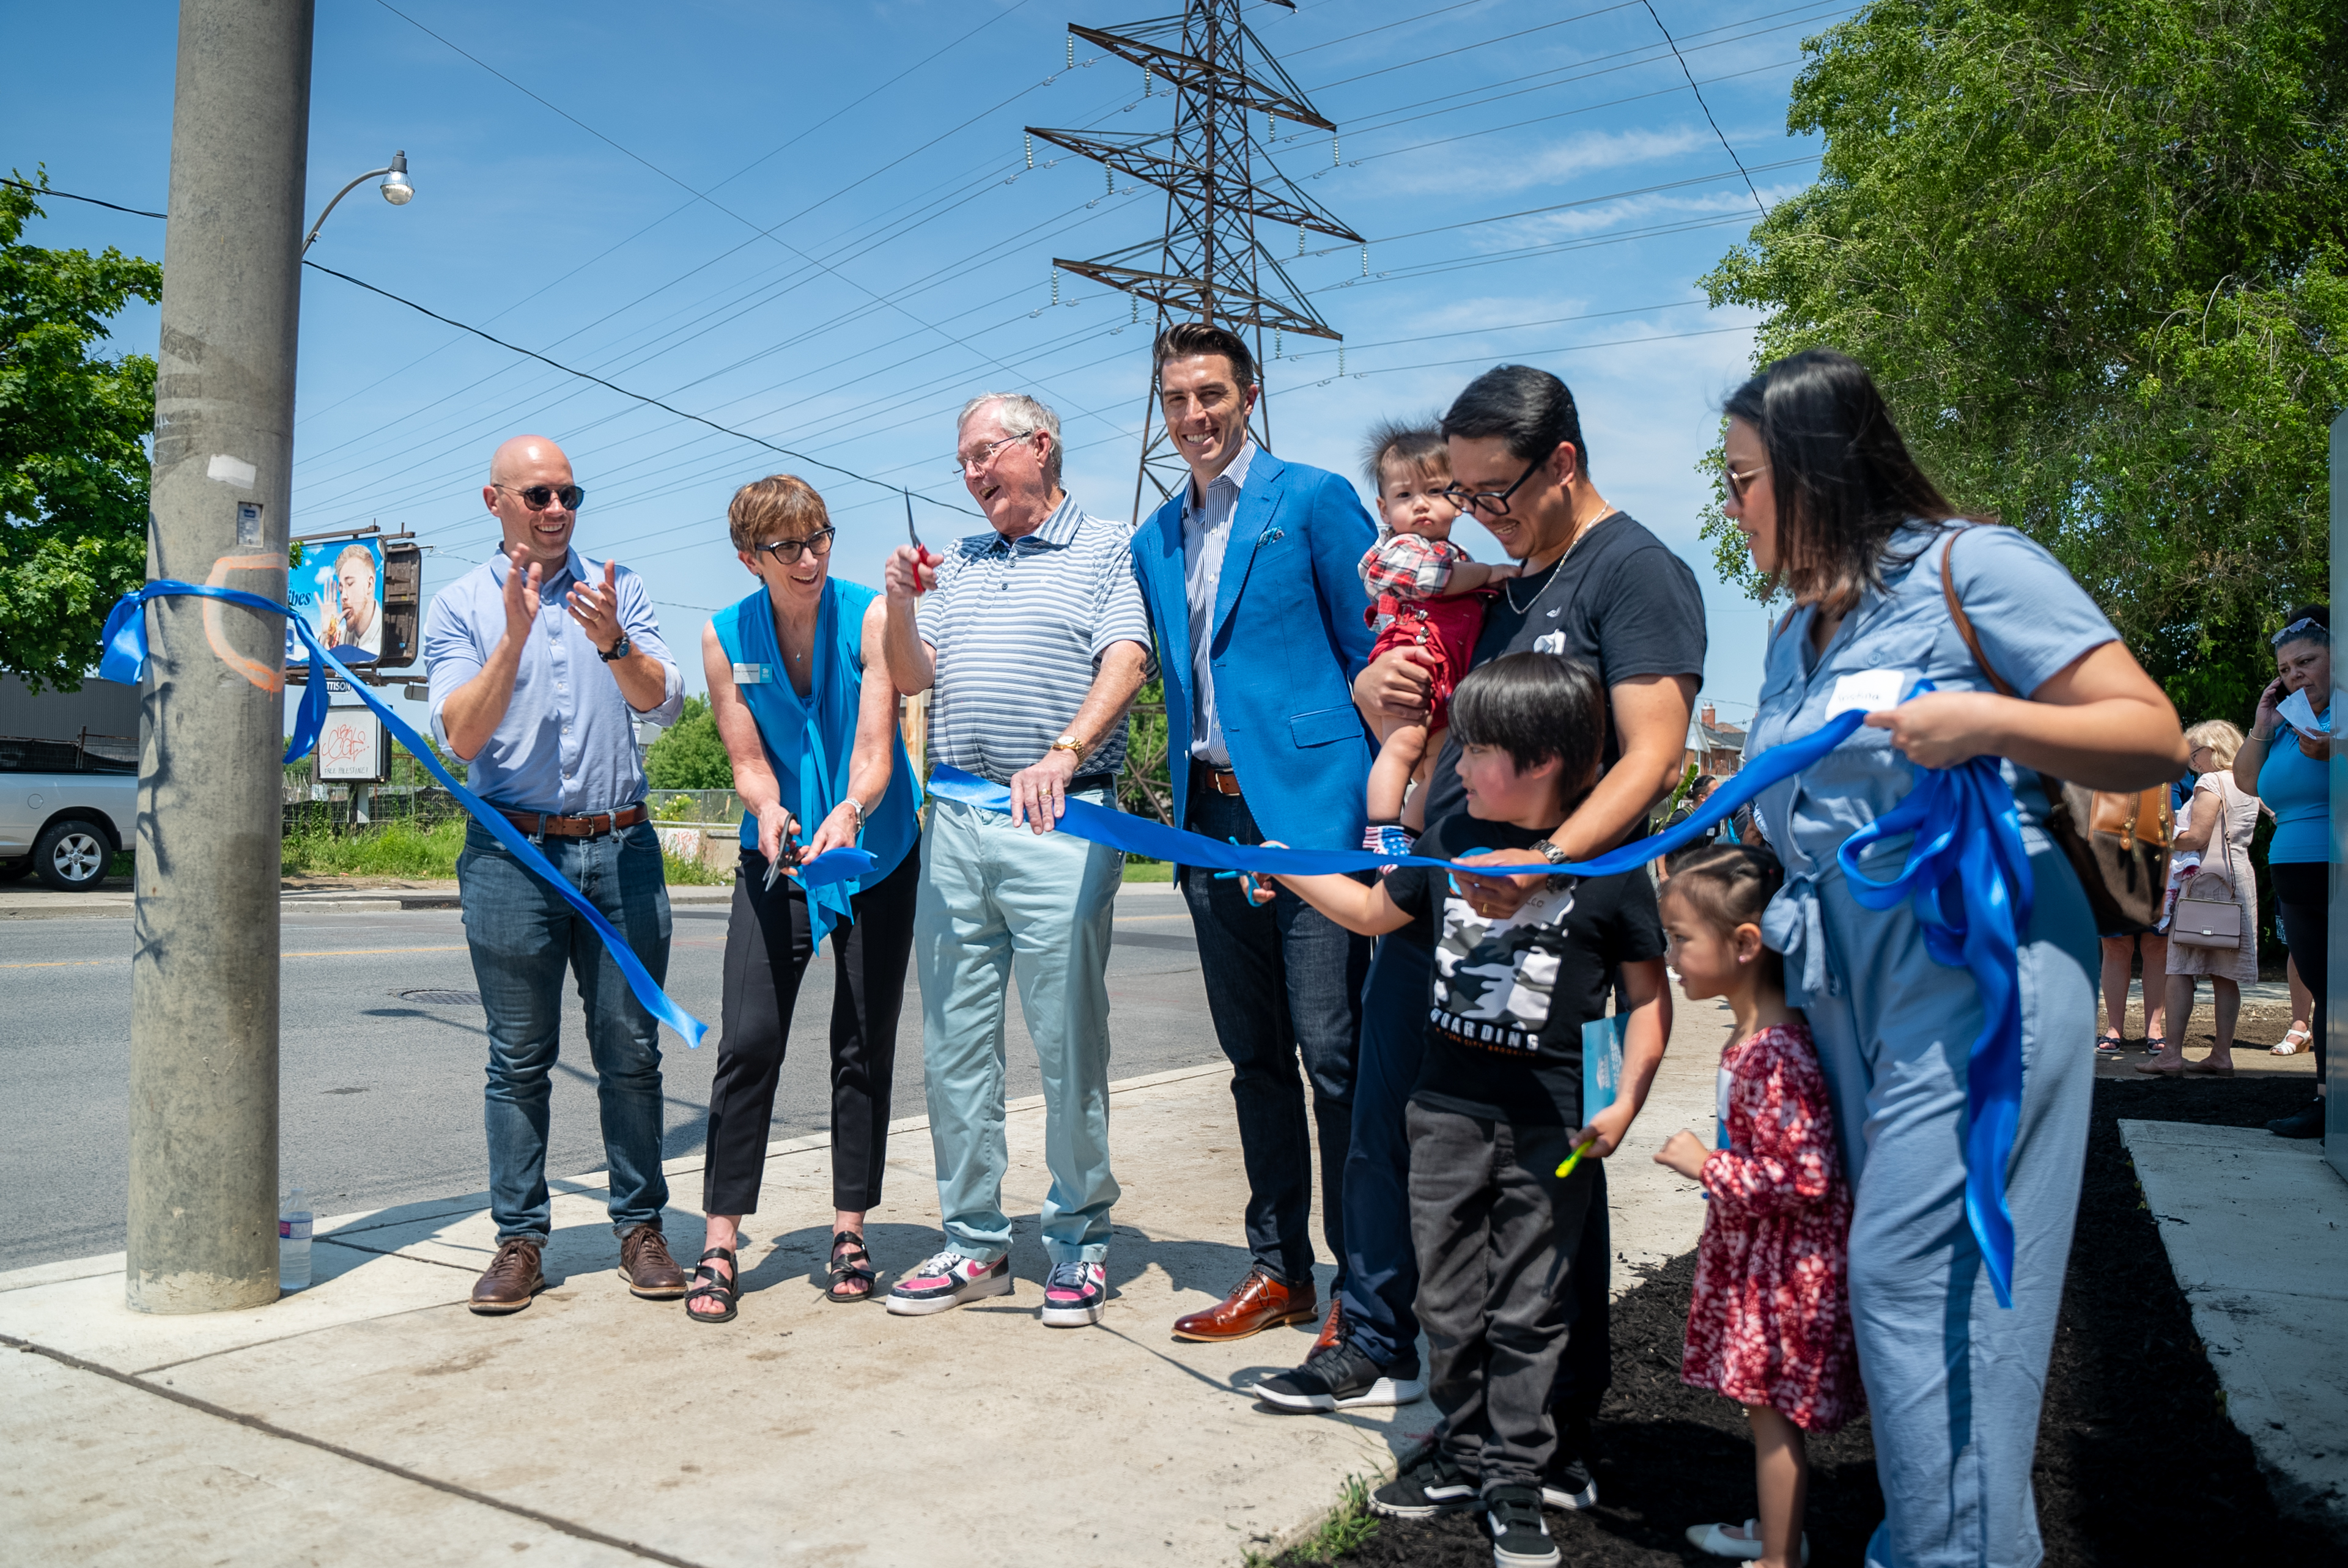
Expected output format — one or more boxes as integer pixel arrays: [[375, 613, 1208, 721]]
[[2269, 1099, 2327, 1139], [1255, 1343, 1427, 1413], [1485, 1485, 1562, 1568], [1370, 1454, 1479, 1519], [1540, 1452, 1597, 1511]]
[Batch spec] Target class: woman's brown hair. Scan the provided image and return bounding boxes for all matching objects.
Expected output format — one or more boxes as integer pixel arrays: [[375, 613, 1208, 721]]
[[726, 474, 830, 553]]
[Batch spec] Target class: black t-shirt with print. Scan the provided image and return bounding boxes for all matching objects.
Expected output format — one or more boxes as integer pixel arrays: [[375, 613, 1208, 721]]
[[1420, 510, 1707, 826], [1381, 813, 1666, 1126]]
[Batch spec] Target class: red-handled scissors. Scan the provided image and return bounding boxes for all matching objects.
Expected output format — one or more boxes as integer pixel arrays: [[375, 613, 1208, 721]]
[[905, 490, 937, 594]]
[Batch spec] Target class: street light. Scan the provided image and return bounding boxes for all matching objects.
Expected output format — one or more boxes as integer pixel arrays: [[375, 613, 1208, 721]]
[[301, 150, 411, 255]]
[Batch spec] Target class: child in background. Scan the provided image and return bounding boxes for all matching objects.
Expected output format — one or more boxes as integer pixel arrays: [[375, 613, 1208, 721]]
[[1652, 844, 1859, 1568], [1257, 652, 1671, 1568], [1356, 421, 1521, 854]]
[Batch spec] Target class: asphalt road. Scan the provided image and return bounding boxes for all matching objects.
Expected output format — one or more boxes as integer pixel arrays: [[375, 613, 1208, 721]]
[[0, 885, 1219, 1273]]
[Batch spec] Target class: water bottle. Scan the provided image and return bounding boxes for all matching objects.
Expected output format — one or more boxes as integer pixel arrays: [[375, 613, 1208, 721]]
[[279, 1186, 312, 1292]]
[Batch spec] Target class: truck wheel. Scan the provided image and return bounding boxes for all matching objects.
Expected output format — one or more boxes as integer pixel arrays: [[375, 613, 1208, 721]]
[[0, 856, 31, 883], [34, 821, 113, 892]]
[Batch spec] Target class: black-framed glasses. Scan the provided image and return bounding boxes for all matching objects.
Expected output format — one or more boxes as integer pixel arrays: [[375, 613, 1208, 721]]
[[1439, 457, 1545, 517], [950, 432, 1033, 476], [495, 482, 586, 512], [1723, 462, 1770, 504], [750, 527, 836, 564]]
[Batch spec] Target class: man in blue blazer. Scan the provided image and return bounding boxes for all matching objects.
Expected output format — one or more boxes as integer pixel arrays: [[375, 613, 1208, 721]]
[[1129, 323, 1397, 1382]]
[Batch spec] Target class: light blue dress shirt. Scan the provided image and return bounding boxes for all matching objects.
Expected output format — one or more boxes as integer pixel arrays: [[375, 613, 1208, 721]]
[[423, 548, 682, 814], [1181, 438, 1256, 767]]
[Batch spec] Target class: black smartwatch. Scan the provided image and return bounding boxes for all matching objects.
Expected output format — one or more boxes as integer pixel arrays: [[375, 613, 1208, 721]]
[[598, 632, 632, 663]]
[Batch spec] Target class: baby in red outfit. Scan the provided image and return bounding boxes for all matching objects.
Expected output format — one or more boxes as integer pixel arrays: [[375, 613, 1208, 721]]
[[1357, 422, 1520, 849]]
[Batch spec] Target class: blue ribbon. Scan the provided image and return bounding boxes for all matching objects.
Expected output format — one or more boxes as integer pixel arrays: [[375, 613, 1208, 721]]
[[98, 581, 876, 1049], [1835, 681, 2032, 1308]]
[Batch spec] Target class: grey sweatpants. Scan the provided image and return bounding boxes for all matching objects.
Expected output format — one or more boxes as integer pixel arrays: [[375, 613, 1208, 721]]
[[1408, 1101, 1595, 1493]]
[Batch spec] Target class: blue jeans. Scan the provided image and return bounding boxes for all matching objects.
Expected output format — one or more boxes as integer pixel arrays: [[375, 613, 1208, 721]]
[[915, 790, 1124, 1266], [1181, 789, 1368, 1290], [458, 819, 673, 1245]]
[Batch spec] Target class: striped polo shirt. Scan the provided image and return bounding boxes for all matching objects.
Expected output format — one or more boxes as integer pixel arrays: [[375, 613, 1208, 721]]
[[914, 493, 1151, 785]]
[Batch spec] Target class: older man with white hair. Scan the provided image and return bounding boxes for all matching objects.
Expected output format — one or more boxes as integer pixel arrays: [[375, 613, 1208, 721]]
[[879, 392, 1151, 1329]]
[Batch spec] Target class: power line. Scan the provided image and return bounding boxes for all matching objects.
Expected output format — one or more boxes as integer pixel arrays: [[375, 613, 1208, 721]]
[[0, 178, 164, 219], [1638, 0, 1769, 217]]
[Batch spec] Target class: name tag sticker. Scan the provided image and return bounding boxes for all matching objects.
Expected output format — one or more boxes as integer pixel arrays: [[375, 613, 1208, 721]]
[[732, 663, 769, 686], [1826, 668, 1907, 717]]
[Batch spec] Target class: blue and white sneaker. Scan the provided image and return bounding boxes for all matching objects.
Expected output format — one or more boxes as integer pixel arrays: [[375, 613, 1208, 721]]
[[885, 1249, 1012, 1316], [1039, 1259, 1109, 1327]]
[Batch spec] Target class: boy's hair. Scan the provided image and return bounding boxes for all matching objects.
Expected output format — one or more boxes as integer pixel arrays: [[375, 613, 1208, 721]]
[[1659, 844, 1787, 987], [1447, 652, 1604, 801], [1361, 418, 1450, 493], [727, 473, 830, 552]]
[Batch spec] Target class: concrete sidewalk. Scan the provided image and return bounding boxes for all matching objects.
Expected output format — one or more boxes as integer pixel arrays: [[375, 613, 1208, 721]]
[[2121, 1118, 2348, 1528], [0, 879, 736, 919], [0, 1007, 1729, 1567]]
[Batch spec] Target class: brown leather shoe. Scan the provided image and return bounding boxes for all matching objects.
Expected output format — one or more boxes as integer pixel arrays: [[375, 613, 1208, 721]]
[[1171, 1267, 1318, 1342], [1311, 1298, 1343, 1356], [469, 1238, 543, 1315], [619, 1224, 689, 1299]]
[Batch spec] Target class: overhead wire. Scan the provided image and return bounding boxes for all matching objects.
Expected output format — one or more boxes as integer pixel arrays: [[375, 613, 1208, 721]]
[[1637, 0, 1771, 217]]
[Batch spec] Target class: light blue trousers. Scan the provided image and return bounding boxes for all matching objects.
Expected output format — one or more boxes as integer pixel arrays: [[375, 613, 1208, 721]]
[[1800, 847, 2096, 1568], [914, 791, 1124, 1266]]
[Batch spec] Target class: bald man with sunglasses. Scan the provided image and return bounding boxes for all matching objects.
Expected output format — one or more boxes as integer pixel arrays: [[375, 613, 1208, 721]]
[[423, 433, 687, 1316]]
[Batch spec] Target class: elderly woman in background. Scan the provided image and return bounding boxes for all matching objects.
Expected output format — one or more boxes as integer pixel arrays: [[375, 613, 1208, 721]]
[[2237, 606, 2332, 1139], [2143, 722, 2259, 1076]]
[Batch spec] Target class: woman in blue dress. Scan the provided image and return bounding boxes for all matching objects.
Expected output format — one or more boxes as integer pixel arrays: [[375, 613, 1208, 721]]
[[685, 474, 921, 1320], [1726, 350, 2186, 1566]]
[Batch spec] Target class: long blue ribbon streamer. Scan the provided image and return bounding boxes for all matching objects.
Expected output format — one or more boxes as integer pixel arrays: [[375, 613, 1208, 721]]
[[98, 581, 874, 1049], [1835, 682, 2031, 1308]]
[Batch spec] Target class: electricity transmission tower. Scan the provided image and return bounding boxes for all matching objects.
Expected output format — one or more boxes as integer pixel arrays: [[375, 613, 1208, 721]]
[[1026, 1, 1361, 520]]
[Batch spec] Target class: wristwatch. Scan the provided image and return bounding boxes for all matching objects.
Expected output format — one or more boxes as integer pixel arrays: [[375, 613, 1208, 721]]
[[1049, 733, 1086, 762], [598, 632, 632, 663], [1537, 839, 1573, 890]]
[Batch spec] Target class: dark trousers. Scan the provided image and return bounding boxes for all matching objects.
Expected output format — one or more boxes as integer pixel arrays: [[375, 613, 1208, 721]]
[[1342, 935, 1612, 1423], [1182, 787, 1369, 1289], [1409, 1102, 1595, 1494], [2273, 861, 2329, 1080], [704, 845, 920, 1216]]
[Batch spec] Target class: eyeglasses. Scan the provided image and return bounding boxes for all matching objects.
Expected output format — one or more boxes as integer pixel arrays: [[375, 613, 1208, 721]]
[[495, 482, 586, 512], [1723, 462, 1770, 503], [1439, 457, 1545, 518], [950, 432, 1033, 476], [750, 528, 836, 564]]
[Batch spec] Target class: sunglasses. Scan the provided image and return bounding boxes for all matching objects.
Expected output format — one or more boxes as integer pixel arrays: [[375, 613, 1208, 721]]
[[1723, 463, 1769, 503], [495, 482, 586, 512], [750, 528, 836, 564]]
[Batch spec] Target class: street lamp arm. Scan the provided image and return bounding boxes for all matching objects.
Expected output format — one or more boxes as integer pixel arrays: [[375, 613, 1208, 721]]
[[301, 166, 393, 255]]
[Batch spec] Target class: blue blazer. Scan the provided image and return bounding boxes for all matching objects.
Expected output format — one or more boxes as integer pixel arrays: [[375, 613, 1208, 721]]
[[1129, 447, 1379, 866]]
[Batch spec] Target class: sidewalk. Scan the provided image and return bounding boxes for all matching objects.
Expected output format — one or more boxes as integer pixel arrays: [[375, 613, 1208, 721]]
[[0, 1006, 1731, 1566], [2121, 1117, 2348, 1528], [0, 878, 736, 919]]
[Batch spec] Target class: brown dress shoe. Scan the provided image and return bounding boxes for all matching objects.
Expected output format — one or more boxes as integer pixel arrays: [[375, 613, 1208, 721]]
[[1171, 1267, 1318, 1342], [1312, 1299, 1343, 1356], [470, 1238, 544, 1315], [619, 1224, 689, 1299]]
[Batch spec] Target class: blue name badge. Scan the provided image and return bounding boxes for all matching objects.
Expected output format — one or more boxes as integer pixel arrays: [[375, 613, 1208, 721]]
[[1582, 1014, 1625, 1121]]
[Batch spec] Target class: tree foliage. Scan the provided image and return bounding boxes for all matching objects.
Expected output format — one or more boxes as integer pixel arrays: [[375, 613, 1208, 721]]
[[1701, 0, 2346, 723], [643, 695, 734, 789], [1, 170, 162, 692]]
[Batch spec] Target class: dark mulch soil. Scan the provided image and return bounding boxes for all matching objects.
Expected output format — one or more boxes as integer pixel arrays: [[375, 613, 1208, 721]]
[[1301, 1076, 2346, 1567]]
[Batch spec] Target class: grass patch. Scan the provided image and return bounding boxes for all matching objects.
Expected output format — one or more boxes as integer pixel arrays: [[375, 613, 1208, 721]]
[[1121, 855, 1173, 883], [282, 819, 463, 878], [1252, 1475, 1378, 1567], [660, 847, 731, 885]]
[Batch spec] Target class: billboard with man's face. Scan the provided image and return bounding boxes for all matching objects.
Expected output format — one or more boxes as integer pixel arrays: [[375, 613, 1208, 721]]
[[286, 536, 421, 672]]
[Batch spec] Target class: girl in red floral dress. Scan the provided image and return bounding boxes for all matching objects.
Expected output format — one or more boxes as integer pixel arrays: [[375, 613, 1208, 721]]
[[1653, 845, 1860, 1567]]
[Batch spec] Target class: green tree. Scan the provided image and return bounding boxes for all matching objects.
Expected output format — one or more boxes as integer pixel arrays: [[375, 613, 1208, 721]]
[[643, 695, 734, 789], [1, 170, 163, 691], [1701, 0, 2347, 723]]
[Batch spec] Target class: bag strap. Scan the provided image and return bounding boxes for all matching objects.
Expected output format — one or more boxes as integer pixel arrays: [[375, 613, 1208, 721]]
[[1939, 529, 2018, 698]]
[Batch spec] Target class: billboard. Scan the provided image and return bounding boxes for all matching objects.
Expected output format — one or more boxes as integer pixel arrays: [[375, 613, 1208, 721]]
[[286, 534, 422, 675], [316, 704, 389, 784]]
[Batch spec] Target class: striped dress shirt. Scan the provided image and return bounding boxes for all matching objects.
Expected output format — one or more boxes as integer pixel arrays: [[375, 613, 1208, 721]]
[[914, 493, 1150, 785]]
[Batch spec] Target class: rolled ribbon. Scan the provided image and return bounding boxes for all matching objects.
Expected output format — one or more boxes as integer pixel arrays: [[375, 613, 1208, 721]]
[[1834, 680, 2032, 1308], [98, 581, 878, 1048]]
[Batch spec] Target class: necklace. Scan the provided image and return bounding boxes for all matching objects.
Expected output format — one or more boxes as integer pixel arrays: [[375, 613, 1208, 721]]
[[1501, 506, 1614, 614]]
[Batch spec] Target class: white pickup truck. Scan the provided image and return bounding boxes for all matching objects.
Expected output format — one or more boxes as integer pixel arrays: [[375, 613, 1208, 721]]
[[0, 735, 136, 891]]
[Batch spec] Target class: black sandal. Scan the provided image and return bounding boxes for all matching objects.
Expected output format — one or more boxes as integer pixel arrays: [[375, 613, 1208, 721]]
[[684, 1246, 739, 1324], [826, 1230, 876, 1303]]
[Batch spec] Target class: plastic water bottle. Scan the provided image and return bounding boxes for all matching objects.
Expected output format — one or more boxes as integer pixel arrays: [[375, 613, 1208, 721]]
[[279, 1187, 312, 1292]]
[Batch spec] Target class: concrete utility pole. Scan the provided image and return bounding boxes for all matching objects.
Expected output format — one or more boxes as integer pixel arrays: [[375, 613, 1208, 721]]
[[128, 0, 316, 1313]]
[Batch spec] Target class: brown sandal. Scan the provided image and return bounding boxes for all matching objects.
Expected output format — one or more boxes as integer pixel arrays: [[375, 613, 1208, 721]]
[[826, 1230, 876, 1303]]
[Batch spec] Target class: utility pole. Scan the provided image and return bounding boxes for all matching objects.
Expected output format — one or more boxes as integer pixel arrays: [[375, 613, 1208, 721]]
[[1027, 1, 1359, 520], [128, 0, 316, 1313]]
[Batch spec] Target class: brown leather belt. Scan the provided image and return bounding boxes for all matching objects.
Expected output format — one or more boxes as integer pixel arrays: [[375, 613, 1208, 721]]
[[495, 801, 649, 839], [1192, 760, 1244, 797]]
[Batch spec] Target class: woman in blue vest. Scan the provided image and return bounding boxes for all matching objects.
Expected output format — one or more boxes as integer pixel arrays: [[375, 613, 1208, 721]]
[[2235, 605, 2331, 1139], [685, 474, 921, 1320], [1727, 350, 2185, 1566]]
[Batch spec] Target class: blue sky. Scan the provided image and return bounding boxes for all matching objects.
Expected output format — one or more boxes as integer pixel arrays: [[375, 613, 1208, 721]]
[[6, 0, 1837, 732]]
